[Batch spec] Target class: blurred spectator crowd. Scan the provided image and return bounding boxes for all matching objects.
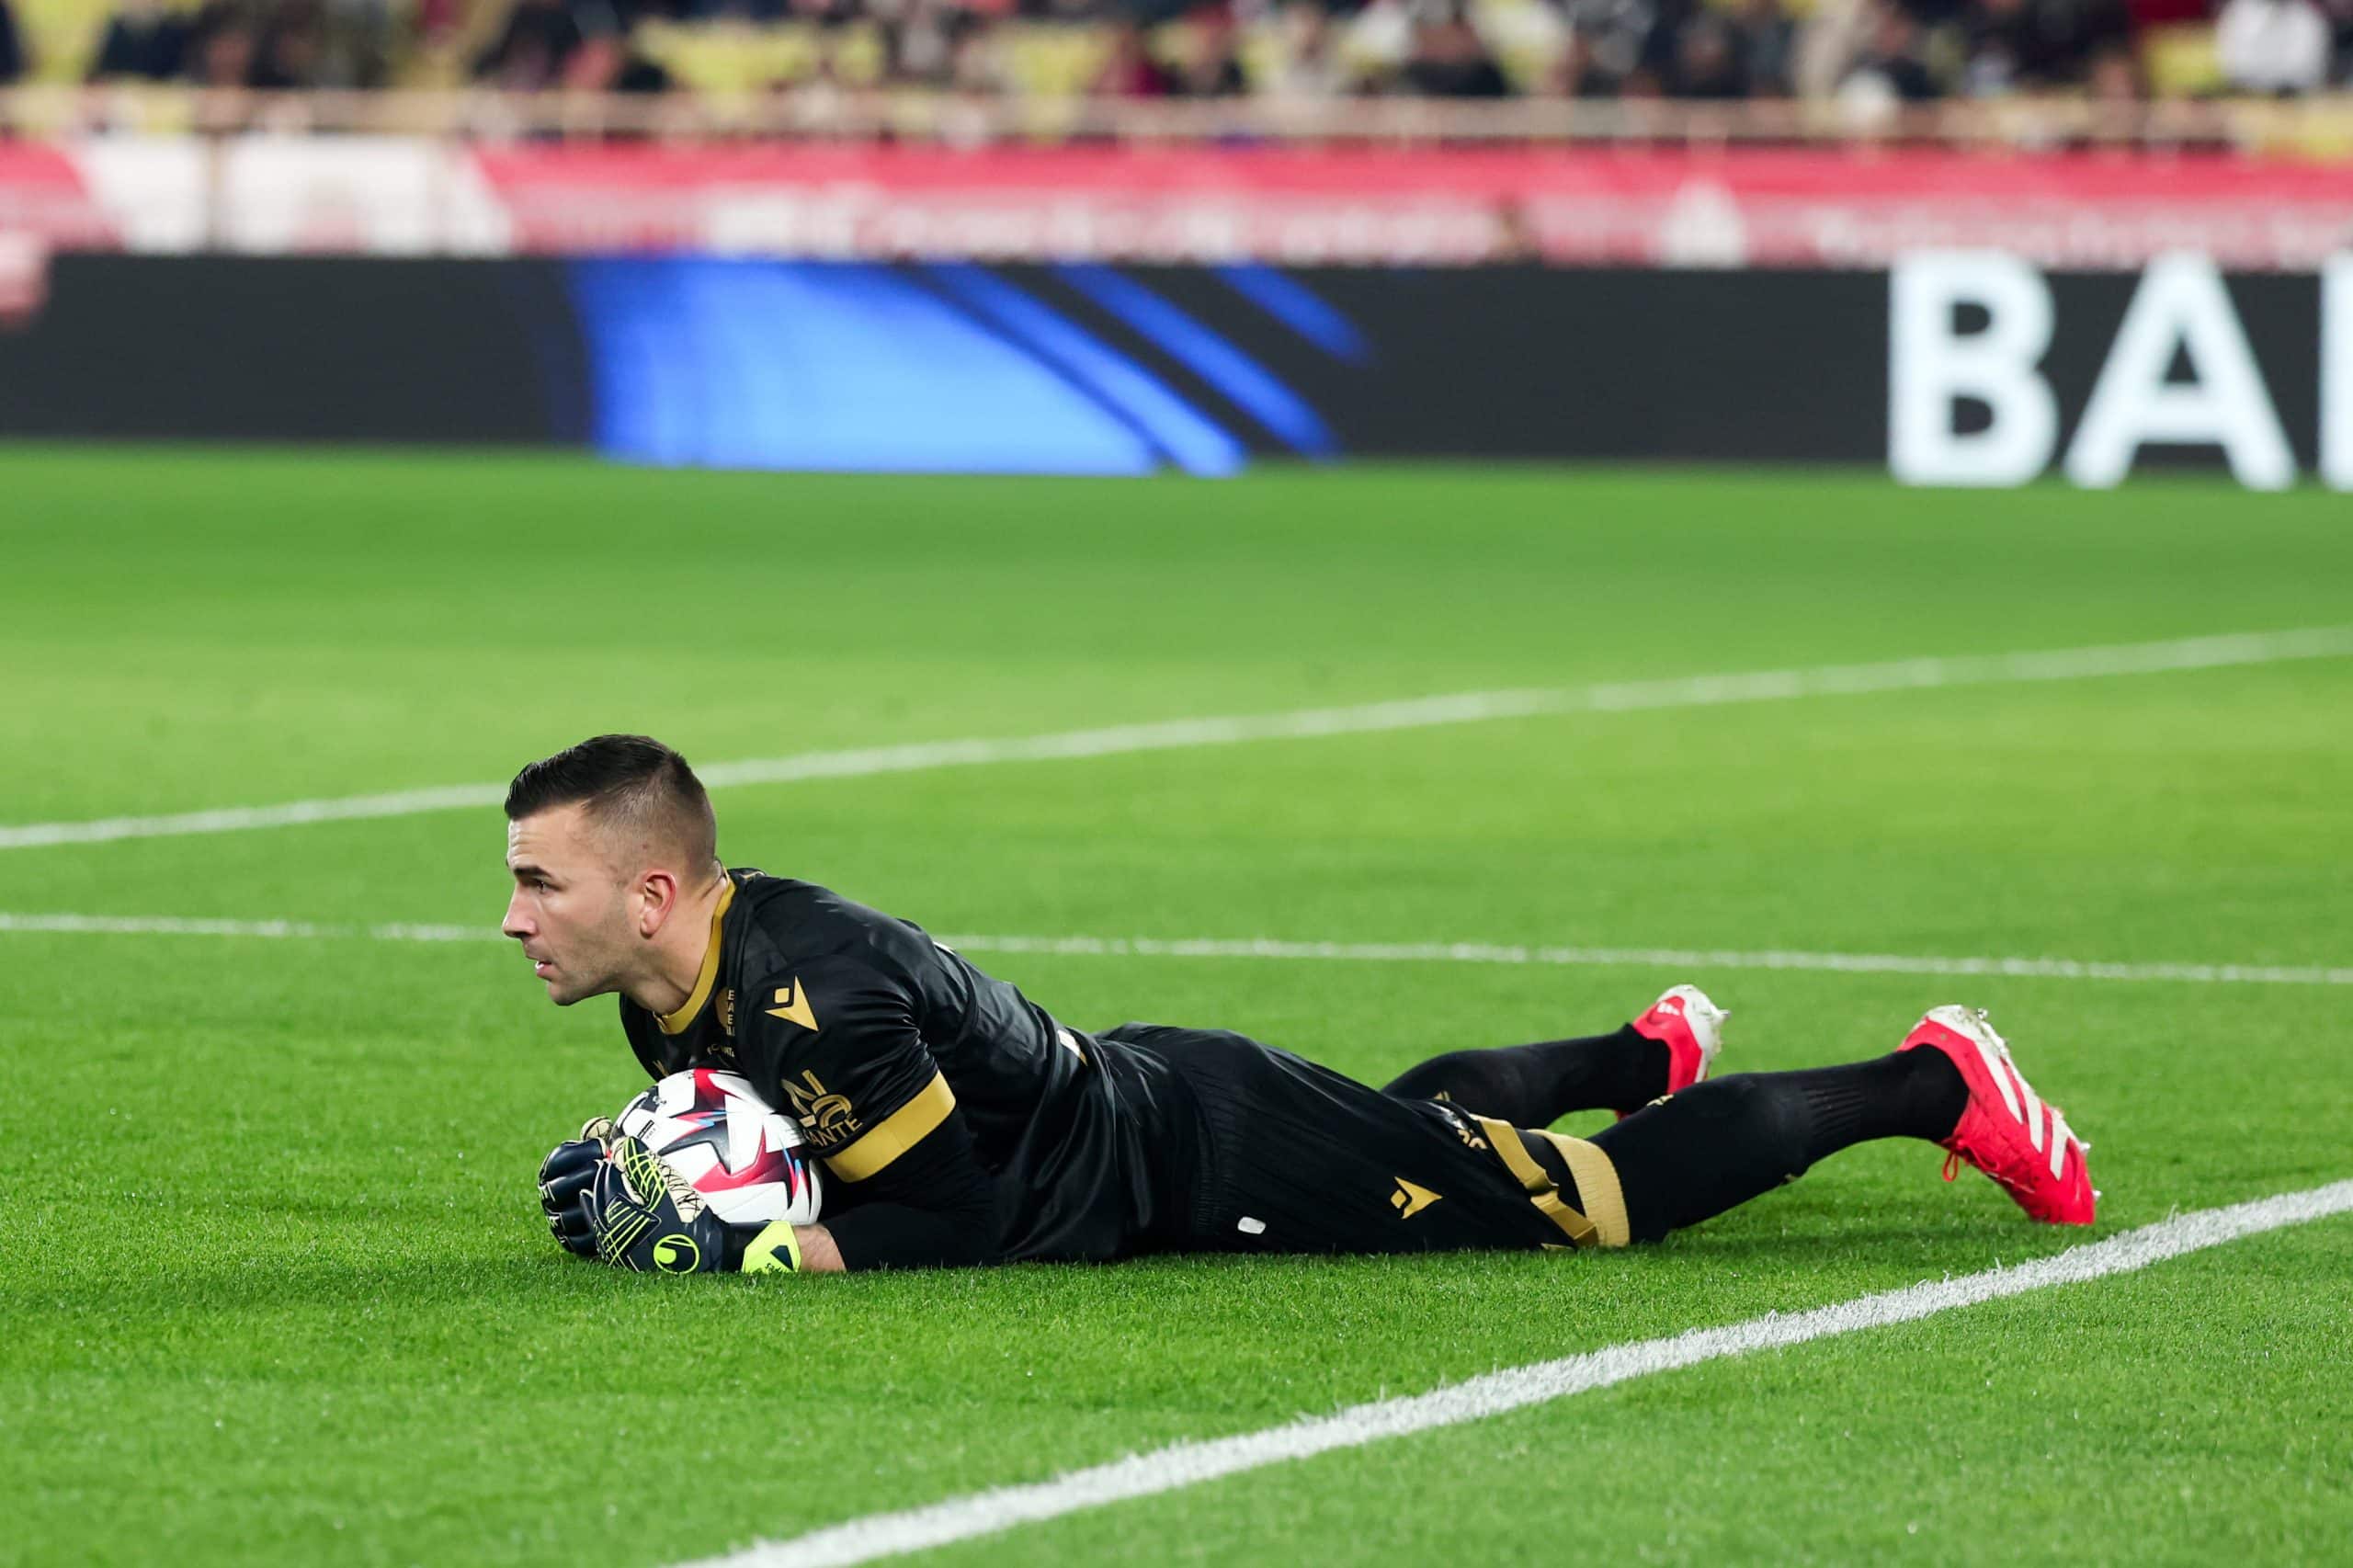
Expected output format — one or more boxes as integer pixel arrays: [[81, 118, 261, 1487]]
[[2, 0, 2351, 103]]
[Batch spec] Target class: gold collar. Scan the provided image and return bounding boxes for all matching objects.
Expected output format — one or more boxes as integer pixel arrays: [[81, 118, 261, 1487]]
[[655, 875, 736, 1036]]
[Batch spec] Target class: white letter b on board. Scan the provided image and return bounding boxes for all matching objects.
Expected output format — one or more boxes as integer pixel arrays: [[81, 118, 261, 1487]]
[[1890, 252, 2059, 487]]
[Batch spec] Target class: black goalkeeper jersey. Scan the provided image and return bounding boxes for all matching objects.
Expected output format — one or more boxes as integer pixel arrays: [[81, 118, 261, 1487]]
[[617, 869, 1195, 1267]]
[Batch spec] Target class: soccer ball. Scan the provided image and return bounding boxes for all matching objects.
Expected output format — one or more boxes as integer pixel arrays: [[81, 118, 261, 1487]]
[[615, 1068, 824, 1228]]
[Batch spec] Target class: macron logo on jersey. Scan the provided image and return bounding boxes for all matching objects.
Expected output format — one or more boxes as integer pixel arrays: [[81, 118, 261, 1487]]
[[766, 980, 818, 1031], [1391, 1179, 1442, 1219]]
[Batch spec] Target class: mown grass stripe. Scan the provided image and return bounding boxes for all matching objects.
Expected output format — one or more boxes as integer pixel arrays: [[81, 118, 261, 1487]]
[[944, 935, 2353, 988], [2, 914, 2346, 988], [5, 625, 2347, 851]]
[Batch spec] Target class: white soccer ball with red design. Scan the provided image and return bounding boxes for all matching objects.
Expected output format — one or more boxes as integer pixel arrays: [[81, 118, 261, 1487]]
[[615, 1068, 824, 1227]]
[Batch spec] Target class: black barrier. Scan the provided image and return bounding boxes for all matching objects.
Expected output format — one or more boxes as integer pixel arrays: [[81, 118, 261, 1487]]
[[1100, 266, 1892, 464], [0, 256, 2337, 484], [0, 256, 585, 445]]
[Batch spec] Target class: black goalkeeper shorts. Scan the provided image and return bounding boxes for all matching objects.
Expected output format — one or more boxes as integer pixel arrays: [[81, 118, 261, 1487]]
[[1102, 1022, 1631, 1257]]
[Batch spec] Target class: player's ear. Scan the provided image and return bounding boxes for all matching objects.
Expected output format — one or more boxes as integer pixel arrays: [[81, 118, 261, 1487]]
[[635, 869, 679, 937]]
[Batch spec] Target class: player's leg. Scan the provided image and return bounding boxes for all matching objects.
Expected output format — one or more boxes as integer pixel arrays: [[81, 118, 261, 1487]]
[[1152, 1028, 1608, 1256], [1380, 985, 1724, 1123], [1379, 1032, 1657, 1121], [1591, 1005, 2097, 1240], [1592, 1052, 1965, 1242]]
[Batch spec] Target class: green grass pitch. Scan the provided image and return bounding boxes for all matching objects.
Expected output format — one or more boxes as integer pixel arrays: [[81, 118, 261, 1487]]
[[2, 448, 2349, 1567]]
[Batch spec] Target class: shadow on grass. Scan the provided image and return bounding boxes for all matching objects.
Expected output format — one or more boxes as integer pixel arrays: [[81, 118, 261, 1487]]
[[4, 1207, 2094, 1368]]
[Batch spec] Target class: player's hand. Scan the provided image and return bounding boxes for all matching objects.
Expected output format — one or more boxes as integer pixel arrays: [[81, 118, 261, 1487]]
[[538, 1116, 615, 1259], [583, 1135, 736, 1274]]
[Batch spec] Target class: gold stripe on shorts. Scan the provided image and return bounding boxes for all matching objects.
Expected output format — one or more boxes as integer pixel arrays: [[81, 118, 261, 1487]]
[[1536, 1131, 1631, 1249], [1472, 1115, 1601, 1249]]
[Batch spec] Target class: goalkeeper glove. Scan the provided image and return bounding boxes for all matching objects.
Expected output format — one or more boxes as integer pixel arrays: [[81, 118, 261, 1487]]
[[583, 1135, 803, 1275], [538, 1117, 614, 1259]]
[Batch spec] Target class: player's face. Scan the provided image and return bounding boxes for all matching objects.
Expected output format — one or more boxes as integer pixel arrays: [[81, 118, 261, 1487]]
[[502, 805, 636, 1006]]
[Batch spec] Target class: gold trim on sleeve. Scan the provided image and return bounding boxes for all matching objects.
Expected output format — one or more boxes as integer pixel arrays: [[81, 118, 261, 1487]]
[[656, 876, 736, 1036], [824, 1072, 957, 1183]]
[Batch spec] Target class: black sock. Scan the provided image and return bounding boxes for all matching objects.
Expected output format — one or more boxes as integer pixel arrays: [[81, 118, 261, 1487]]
[[1591, 1051, 1967, 1243], [1779, 1050, 1967, 1154], [1381, 1026, 1668, 1124]]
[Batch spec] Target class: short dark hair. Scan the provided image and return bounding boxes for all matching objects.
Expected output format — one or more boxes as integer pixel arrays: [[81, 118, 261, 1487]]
[[505, 734, 718, 875]]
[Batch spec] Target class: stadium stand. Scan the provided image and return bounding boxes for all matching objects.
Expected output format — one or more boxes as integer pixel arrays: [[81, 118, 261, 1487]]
[[5, 0, 2351, 108]]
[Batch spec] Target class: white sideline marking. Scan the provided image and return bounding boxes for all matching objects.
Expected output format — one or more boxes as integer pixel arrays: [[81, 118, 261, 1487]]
[[678, 1181, 2353, 1568], [0, 913, 2347, 988], [6, 625, 2349, 852]]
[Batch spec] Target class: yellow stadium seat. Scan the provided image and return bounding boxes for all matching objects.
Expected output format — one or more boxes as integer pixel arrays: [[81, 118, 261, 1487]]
[[997, 24, 1112, 98], [17, 0, 192, 83], [2143, 22, 2222, 99]]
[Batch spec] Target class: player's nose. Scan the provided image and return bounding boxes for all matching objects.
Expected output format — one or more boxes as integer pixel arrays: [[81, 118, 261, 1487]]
[[501, 889, 534, 940]]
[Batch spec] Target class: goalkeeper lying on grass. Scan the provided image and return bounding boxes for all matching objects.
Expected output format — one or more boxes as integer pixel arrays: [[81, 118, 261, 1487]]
[[511, 735, 2097, 1276]]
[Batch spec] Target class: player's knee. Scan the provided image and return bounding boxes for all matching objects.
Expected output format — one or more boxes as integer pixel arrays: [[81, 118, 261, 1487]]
[[1380, 1050, 1481, 1103], [1685, 1074, 1813, 1166], [1679, 1072, 1772, 1124]]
